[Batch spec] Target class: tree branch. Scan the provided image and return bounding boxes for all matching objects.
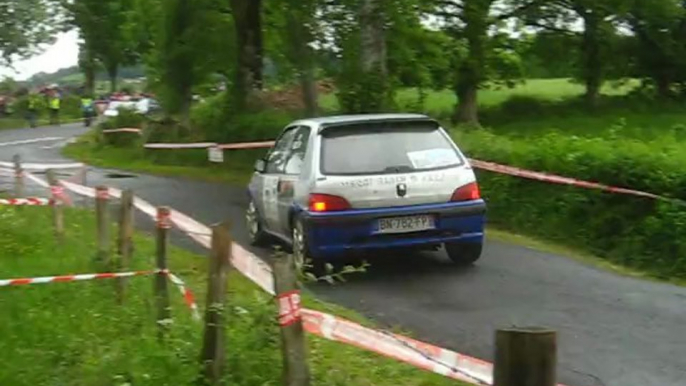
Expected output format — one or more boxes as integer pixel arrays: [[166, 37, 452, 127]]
[[494, 0, 547, 21], [526, 20, 576, 34]]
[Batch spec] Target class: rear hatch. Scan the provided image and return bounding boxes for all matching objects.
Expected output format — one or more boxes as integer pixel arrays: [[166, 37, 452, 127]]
[[314, 120, 475, 209]]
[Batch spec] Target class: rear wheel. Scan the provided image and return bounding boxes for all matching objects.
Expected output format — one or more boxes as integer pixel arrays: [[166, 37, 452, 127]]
[[246, 200, 269, 246], [445, 242, 482, 266], [292, 218, 325, 275]]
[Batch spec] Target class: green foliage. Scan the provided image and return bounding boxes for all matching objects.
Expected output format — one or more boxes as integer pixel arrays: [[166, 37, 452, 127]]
[[1, 206, 465, 385], [454, 127, 686, 278], [0, 0, 60, 64], [96, 109, 146, 146], [9, 94, 81, 120], [144, 117, 196, 143], [64, 0, 139, 91], [191, 93, 294, 142]]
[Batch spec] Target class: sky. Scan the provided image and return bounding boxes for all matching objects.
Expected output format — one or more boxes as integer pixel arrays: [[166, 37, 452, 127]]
[[0, 30, 80, 81]]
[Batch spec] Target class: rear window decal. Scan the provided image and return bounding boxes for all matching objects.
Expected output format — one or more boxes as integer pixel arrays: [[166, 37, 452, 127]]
[[407, 149, 459, 170]]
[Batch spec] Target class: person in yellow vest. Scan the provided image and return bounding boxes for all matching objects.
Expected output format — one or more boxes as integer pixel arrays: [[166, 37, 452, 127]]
[[26, 93, 40, 128], [49, 93, 61, 126], [81, 95, 95, 127]]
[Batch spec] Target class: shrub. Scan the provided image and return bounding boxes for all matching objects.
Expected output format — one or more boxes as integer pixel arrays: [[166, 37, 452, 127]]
[[454, 129, 686, 277], [191, 92, 294, 143], [144, 116, 197, 143], [111, 108, 146, 129]]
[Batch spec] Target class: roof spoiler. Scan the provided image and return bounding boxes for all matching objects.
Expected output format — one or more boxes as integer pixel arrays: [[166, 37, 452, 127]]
[[318, 117, 440, 134]]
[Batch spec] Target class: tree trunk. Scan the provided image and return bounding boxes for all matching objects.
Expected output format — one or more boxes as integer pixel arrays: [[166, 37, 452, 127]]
[[231, 0, 263, 109], [300, 67, 318, 117], [358, 0, 390, 112], [85, 66, 95, 96], [179, 93, 192, 128], [656, 75, 673, 99], [359, 0, 387, 75], [285, 0, 319, 117], [82, 46, 96, 96], [454, 80, 479, 125], [452, 0, 490, 126], [107, 63, 118, 93], [581, 11, 602, 107]]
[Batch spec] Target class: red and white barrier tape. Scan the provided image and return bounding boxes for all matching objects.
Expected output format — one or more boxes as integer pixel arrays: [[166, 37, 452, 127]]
[[167, 272, 201, 321], [144, 142, 218, 150], [0, 267, 199, 317], [468, 159, 665, 201], [217, 141, 274, 150], [302, 309, 493, 385], [143, 141, 274, 151], [0, 197, 52, 206], [20, 167, 499, 385], [0, 269, 157, 287], [102, 128, 142, 135], [142, 140, 668, 201], [0, 161, 84, 170]]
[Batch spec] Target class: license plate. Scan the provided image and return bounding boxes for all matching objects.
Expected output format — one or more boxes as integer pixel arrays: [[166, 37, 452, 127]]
[[376, 215, 435, 234]]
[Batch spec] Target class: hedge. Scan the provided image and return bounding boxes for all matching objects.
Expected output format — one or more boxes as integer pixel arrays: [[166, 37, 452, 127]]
[[454, 129, 686, 278]]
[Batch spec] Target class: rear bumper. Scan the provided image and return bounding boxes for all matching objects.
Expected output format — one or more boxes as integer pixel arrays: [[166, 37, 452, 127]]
[[300, 200, 486, 258]]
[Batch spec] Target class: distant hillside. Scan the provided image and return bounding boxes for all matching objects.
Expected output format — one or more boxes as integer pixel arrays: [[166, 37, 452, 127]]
[[25, 65, 146, 87]]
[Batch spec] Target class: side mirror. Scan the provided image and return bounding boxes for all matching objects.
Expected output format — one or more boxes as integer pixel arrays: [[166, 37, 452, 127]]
[[254, 158, 266, 173]]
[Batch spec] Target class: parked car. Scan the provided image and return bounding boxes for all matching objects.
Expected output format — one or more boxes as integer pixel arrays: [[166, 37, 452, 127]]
[[246, 114, 486, 271], [103, 97, 159, 117]]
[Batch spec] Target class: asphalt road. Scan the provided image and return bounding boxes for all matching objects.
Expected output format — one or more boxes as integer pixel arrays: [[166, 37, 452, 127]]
[[1, 122, 685, 386]]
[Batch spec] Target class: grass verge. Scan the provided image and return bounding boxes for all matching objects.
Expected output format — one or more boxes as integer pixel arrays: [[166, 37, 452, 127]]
[[0, 205, 467, 386], [63, 130, 257, 185], [0, 118, 82, 130], [486, 228, 686, 287]]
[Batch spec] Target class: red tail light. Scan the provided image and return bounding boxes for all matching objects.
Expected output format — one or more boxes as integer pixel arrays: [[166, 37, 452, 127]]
[[451, 182, 481, 202], [308, 193, 351, 212]]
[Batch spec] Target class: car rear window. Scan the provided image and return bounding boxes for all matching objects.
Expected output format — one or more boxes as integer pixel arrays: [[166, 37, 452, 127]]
[[320, 122, 464, 175]]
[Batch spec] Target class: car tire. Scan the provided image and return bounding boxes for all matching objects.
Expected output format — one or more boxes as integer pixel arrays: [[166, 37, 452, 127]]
[[444, 242, 482, 266], [292, 217, 325, 275], [246, 199, 269, 246]]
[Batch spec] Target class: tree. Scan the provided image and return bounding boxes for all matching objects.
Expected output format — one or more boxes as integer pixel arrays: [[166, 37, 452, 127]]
[[325, 0, 395, 113], [267, 0, 320, 116], [0, 0, 61, 65], [230, 0, 263, 109], [521, 0, 632, 106], [429, 0, 537, 125], [624, 0, 685, 98], [0, 76, 18, 95], [77, 41, 97, 96], [155, 0, 233, 125], [63, 0, 137, 92]]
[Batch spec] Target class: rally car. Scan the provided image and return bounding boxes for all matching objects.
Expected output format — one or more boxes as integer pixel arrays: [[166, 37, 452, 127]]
[[246, 114, 486, 270]]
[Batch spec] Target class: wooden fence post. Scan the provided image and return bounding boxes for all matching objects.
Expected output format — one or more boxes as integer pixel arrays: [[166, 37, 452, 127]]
[[494, 327, 557, 386], [116, 189, 135, 304], [46, 169, 64, 242], [200, 221, 231, 385], [12, 154, 23, 198], [95, 186, 110, 268], [155, 206, 172, 341], [273, 254, 310, 386]]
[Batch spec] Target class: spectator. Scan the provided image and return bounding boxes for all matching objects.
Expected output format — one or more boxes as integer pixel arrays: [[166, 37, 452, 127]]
[[26, 92, 40, 128], [48, 92, 61, 126]]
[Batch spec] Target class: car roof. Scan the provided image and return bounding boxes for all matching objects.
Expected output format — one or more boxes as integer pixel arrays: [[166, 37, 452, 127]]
[[291, 113, 434, 130]]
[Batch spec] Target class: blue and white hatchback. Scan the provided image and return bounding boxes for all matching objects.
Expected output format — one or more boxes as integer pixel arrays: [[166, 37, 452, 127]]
[[246, 114, 486, 270]]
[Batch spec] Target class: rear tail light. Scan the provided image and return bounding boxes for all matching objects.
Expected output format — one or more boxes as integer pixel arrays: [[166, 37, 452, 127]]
[[451, 182, 481, 202], [308, 193, 351, 212]]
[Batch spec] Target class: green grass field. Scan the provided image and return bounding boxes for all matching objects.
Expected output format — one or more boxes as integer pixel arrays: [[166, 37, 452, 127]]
[[0, 206, 465, 386], [320, 78, 640, 115]]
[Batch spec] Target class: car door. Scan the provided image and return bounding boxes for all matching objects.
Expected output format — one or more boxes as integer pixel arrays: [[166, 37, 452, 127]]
[[261, 127, 298, 233], [275, 125, 311, 236]]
